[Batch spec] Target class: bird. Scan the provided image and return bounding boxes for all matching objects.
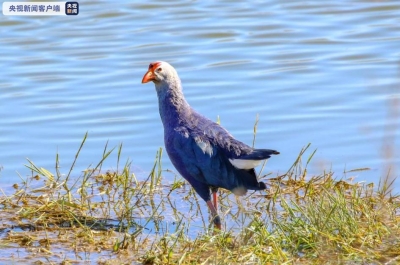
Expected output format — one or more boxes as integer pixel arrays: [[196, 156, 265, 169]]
[[141, 61, 279, 229]]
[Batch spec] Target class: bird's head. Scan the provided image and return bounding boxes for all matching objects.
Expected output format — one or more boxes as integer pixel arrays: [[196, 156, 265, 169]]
[[141, 61, 178, 85]]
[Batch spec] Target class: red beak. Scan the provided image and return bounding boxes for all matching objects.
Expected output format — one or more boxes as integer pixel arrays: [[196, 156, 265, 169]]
[[141, 70, 155, 83]]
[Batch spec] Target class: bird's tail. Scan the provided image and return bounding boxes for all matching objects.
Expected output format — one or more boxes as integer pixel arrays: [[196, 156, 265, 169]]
[[239, 149, 280, 160]]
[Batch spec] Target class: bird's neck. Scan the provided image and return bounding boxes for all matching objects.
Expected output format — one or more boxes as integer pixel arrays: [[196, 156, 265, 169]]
[[155, 80, 191, 128]]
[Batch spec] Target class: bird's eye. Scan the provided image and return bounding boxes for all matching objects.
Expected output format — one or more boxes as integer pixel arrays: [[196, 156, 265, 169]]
[[156, 67, 162, 72]]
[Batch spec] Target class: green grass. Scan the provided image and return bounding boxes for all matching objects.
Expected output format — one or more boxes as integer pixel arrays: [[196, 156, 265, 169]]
[[0, 135, 399, 264]]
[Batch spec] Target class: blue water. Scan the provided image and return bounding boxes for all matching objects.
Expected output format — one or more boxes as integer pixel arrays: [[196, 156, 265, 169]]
[[1, 0, 399, 193]]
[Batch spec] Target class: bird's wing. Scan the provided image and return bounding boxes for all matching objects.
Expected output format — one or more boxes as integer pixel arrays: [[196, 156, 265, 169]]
[[199, 120, 279, 169], [169, 127, 251, 189], [168, 127, 221, 183]]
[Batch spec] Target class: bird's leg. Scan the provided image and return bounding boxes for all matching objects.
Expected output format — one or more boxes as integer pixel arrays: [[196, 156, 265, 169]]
[[206, 200, 221, 230], [211, 187, 218, 209]]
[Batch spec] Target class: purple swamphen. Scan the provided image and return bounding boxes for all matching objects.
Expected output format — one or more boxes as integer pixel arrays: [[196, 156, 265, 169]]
[[142, 61, 279, 229]]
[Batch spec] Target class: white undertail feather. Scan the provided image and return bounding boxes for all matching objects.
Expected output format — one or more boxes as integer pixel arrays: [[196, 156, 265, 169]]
[[229, 159, 266, 170]]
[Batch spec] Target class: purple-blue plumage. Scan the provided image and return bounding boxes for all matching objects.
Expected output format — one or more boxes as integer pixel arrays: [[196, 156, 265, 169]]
[[142, 61, 279, 229], [164, 110, 277, 202]]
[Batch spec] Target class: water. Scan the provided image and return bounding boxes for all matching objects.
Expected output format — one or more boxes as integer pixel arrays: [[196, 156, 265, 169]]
[[1, 0, 399, 193]]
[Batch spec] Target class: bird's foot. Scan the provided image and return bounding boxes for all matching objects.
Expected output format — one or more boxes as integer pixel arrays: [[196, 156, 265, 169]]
[[213, 215, 222, 230]]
